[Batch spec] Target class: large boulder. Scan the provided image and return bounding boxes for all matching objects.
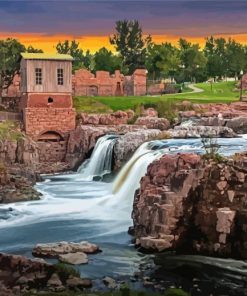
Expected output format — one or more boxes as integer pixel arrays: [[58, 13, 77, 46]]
[[0, 165, 41, 204], [135, 117, 170, 131], [79, 110, 134, 126], [226, 116, 247, 133], [132, 152, 247, 258], [59, 252, 88, 265], [114, 129, 163, 167]]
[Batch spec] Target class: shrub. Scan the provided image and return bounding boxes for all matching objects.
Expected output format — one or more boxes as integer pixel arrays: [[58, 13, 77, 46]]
[[54, 262, 80, 282], [201, 137, 224, 162], [0, 120, 23, 142]]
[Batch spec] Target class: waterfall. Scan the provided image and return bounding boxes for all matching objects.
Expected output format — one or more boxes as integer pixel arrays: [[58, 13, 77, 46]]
[[103, 142, 165, 218], [77, 134, 118, 180]]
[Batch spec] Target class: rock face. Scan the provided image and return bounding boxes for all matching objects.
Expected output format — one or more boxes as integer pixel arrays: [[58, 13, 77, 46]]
[[135, 117, 170, 131], [169, 125, 236, 138], [66, 124, 153, 169], [32, 241, 100, 258], [0, 165, 41, 204], [179, 102, 247, 119], [80, 110, 134, 125], [179, 102, 247, 135], [0, 252, 91, 295], [132, 153, 247, 258], [114, 129, 163, 167]]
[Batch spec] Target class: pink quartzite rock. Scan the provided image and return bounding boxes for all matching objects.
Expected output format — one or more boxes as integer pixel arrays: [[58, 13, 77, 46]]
[[132, 152, 247, 258], [135, 117, 170, 131]]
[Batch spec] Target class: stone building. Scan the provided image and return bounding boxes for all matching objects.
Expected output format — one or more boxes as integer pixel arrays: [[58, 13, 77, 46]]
[[72, 68, 147, 97], [19, 53, 76, 162]]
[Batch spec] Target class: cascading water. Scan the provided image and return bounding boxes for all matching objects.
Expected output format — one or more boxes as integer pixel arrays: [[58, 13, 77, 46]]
[[77, 134, 118, 180], [1, 137, 247, 291]]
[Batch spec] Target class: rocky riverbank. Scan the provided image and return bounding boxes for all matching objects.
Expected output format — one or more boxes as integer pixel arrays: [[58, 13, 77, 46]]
[[132, 152, 247, 258], [0, 252, 92, 295]]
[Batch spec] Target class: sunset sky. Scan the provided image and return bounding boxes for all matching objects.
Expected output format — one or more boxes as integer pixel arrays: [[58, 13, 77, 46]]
[[0, 0, 247, 52]]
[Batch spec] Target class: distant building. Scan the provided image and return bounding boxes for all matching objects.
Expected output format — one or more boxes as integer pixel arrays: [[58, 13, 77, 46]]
[[72, 68, 147, 97], [19, 53, 76, 141]]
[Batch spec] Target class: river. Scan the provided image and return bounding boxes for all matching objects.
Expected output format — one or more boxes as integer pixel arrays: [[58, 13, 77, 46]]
[[1, 136, 247, 295]]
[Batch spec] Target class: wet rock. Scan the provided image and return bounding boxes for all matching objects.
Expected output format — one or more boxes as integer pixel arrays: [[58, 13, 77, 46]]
[[32, 241, 100, 258], [169, 125, 236, 138], [66, 276, 92, 289], [0, 252, 90, 294], [65, 124, 149, 169], [114, 129, 163, 167], [103, 276, 117, 289], [59, 252, 88, 265], [47, 273, 64, 291]]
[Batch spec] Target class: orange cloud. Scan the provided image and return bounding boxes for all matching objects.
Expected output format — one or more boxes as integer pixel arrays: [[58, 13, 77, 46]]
[[1, 32, 247, 53]]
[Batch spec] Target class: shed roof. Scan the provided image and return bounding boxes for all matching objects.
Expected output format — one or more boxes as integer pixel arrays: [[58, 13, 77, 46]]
[[21, 53, 73, 61]]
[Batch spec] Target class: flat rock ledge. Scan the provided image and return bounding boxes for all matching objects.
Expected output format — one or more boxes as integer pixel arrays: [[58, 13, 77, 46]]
[[32, 241, 100, 257], [59, 252, 88, 265]]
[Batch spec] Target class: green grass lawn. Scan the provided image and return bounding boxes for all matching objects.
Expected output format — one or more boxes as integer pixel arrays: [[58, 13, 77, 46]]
[[73, 81, 243, 113]]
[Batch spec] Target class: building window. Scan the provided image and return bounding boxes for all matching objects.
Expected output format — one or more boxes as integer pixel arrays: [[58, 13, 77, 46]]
[[35, 68, 42, 85], [57, 68, 64, 85]]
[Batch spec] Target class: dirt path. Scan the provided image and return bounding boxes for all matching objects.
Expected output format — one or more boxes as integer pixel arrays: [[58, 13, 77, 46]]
[[187, 84, 204, 93]]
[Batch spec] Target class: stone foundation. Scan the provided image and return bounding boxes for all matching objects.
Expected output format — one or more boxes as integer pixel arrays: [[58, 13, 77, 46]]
[[24, 107, 76, 139]]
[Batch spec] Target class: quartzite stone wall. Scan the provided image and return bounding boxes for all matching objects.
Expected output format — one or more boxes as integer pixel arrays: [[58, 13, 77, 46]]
[[24, 107, 76, 139], [73, 68, 147, 96]]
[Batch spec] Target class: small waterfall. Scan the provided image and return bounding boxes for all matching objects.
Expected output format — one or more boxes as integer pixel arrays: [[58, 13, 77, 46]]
[[105, 142, 165, 217], [78, 134, 118, 180]]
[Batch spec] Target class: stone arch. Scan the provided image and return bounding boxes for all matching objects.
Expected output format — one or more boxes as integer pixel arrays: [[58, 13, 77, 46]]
[[37, 131, 64, 142]]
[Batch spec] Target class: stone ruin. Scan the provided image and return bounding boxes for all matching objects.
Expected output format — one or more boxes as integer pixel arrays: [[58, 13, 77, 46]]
[[72, 68, 147, 97], [4, 68, 148, 99]]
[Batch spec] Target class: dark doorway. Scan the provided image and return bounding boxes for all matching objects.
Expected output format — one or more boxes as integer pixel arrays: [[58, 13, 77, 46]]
[[88, 86, 98, 96]]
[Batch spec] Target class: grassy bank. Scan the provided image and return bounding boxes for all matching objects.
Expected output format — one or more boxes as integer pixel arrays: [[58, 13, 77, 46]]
[[73, 81, 242, 113]]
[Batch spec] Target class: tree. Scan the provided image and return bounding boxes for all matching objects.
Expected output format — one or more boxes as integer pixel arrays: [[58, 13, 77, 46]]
[[145, 43, 163, 80], [179, 39, 207, 82], [155, 43, 181, 82], [56, 40, 84, 71], [25, 45, 43, 53], [0, 38, 25, 100], [225, 38, 247, 78], [94, 47, 122, 73], [204, 36, 228, 80], [110, 20, 150, 74]]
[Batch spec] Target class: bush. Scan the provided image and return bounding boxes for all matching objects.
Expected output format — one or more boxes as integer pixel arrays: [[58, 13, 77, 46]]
[[0, 120, 23, 142], [201, 137, 224, 162], [54, 262, 80, 282]]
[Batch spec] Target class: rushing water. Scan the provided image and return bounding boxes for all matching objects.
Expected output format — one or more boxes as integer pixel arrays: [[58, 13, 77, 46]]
[[1, 136, 247, 294], [77, 134, 119, 180]]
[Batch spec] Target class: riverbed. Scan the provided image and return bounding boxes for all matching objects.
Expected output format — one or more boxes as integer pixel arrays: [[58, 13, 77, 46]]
[[1, 137, 247, 295]]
